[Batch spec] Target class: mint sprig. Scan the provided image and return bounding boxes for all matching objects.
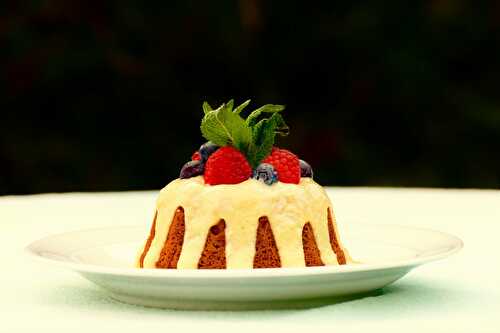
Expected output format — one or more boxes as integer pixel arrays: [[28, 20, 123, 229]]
[[200, 100, 288, 168]]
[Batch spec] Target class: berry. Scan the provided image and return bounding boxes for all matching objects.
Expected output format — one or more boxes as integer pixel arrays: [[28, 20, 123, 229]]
[[199, 141, 219, 162], [180, 160, 204, 179], [252, 163, 278, 185], [204, 146, 252, 185], [192, 151, 201, 161], [263, 148, 300, 184], [299, 159, 313, 178]]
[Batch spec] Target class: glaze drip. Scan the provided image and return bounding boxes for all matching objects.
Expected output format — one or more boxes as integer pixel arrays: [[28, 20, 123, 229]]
[[137, 176, 350, 269]]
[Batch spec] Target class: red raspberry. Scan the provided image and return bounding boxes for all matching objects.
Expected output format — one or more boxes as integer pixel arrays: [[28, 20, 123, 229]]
[[204, 146, 252, 185], [192, 151, 201, 161], [263, 147, 300, 184]]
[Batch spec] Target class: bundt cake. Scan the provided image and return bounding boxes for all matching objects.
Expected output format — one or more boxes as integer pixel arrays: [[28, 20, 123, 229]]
[[136, 99, 351, 269]]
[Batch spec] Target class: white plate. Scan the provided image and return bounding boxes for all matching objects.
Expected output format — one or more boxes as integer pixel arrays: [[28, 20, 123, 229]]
[[26, 223, 462, 310]]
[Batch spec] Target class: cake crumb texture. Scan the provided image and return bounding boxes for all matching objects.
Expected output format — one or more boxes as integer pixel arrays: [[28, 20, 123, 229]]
[[198, 220, 227, 269], [302, 222, 325, 267], [155, 207, 185, 268], [253, 217, 281, 268]]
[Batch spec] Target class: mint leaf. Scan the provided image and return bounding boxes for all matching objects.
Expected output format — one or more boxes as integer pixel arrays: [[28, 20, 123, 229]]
[[226, 99, 234, 112], [251, 112, 288, 148], [217, 103, 252, 155], [200, 106, 232, 146], [200, 103, 253, 154], [246, 104, 285, 127], [202, 102, 213, 114], [249, 113, 289, 167], [233, 99, 251, 114]]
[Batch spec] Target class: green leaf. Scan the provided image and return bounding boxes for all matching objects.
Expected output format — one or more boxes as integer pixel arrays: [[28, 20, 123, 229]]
[[246, 104, 285, 127], [218, 103, 253, 155], [226, 99, 234, 112], [200, 110, 231, 147], [233, 99, 251, 114], [245, 142, 259, 168], [270, 113, 289, 137], [248, 113, 289, 167], [200, 103, 253, 153], [202, 102, 213, 114]]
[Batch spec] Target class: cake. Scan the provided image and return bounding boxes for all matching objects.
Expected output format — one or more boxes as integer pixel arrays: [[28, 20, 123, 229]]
[[136, 100, 350, 269]]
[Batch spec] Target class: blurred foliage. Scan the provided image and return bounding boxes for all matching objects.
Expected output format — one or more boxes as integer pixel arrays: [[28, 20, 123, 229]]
[[1, 0, 499, 194]]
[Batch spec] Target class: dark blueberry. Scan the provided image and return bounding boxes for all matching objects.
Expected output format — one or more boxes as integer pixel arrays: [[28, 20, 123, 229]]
[[252, 163, 278, 185], [299, 159, 313, 178], [199, 141, 219, 162], [180, 160, 204, 179]]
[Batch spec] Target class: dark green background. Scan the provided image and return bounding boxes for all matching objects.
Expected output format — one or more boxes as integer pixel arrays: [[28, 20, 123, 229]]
[[1, 1, 499, 194]]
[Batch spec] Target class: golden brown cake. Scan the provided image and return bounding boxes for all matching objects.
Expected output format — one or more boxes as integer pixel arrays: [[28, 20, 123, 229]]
[[136, 99, 351, 269]]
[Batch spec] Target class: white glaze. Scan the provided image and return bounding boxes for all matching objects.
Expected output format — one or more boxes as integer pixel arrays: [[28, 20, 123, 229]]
[[137, 176, 350, 269]]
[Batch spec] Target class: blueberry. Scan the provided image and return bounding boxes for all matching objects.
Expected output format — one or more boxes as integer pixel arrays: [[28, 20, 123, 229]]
[[252, 163, 278, 185], [199, 141, 219, 162], [299, 159, 313, 178], [180, 160, 204, 179]]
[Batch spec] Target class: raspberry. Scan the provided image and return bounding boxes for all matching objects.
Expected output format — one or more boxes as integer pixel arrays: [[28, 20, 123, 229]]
[[192, 151, 201, 161], [263, 147, 300, 184], [204, 146, 252, 185]]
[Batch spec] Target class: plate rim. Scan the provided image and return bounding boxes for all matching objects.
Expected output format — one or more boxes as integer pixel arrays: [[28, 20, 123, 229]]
[[25, 223, 463, 279]]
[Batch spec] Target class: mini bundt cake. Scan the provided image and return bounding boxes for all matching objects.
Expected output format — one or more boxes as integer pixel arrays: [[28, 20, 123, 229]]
[[136, 100, 351, 269]]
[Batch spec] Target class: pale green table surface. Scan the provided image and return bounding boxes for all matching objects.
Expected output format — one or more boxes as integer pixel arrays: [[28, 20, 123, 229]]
[[1, 187, 499, 332]]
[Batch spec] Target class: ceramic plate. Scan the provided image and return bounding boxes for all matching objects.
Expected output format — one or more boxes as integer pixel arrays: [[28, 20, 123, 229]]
[[26, 223, 462, 310]]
